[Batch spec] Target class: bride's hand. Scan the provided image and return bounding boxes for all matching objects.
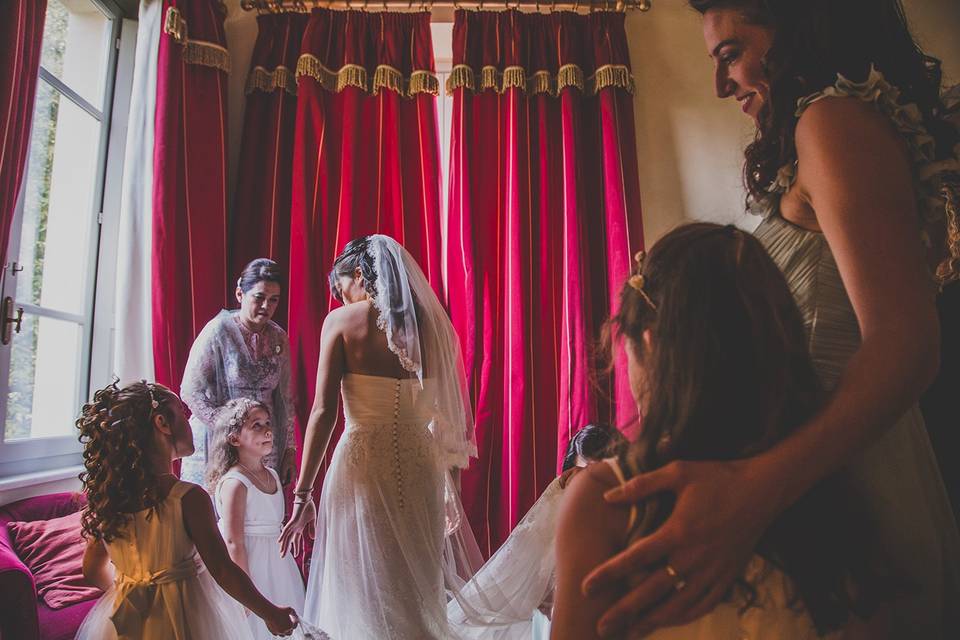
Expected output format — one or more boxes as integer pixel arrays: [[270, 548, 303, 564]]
[[279, 499, 316, 559], [582, 457, 783, 638]]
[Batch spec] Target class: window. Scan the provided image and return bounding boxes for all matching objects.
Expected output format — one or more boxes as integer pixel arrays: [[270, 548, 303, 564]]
[[0, 0, 127, 477], [431, 22, 454, 293]]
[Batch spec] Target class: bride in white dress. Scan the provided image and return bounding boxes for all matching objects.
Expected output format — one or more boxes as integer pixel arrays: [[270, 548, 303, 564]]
[[279, 235, 482, 640]]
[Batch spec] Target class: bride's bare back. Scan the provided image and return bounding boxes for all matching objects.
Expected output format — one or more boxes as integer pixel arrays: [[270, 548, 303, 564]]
[[338, 300, 409, 379]]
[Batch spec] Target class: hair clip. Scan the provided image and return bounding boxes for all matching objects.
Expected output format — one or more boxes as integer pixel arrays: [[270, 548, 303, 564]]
[[628, 251, 657, 311], [145, 382, 160, 410]]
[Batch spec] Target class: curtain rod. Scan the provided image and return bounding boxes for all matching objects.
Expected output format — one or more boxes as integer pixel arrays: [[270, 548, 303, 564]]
[[239, 0, 651, 13]]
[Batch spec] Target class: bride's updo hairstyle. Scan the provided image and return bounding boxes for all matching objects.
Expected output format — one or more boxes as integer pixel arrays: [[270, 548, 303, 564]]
[[329, 236, 378, 302]]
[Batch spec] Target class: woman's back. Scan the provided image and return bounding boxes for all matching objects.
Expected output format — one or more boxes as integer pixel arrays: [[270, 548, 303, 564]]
[[103, 481, 199, 580], [337, 300, 410, 379]]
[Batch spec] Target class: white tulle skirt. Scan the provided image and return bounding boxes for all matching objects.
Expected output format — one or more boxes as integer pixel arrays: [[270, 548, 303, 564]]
[[447, 477, 562, 640], [75, 568, 256, 640], [303, 420, 454, 639]]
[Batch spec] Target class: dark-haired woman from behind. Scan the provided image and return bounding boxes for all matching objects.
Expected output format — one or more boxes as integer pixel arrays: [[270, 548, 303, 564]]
[[180, 259, 296, 486], [586, 2, 960, 636], [553, 223, 896, 640]]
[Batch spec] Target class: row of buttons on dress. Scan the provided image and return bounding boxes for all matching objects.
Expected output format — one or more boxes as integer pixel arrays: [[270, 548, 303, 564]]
[[392, 379, 405, 511]]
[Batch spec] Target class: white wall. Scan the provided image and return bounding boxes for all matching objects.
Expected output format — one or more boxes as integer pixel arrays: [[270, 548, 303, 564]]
[[221, 0, 960, 245]]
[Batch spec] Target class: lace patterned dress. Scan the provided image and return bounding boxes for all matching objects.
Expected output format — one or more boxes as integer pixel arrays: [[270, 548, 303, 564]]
[[753, 67, 960, 637], [180, 310, 295, 484]]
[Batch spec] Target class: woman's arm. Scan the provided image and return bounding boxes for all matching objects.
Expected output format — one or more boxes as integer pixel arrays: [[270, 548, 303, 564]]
[[276, 333, 298, 484], [217, 478, 249, 574], [277, 309, 347, 556], [181, 485, 295, 635], [585, 98, 941, 637], [81, 538, 114, 592], [552, 464, 628, 640], [181, 320, 225, 426]]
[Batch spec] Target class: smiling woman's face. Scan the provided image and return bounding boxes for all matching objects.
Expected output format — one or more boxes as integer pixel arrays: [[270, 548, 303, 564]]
[[702, 8, 774, 124]]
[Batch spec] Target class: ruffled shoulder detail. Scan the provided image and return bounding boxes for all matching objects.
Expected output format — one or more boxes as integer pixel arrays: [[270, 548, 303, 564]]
[[763, 67, 960, 266], [768, 65, 956, 196]]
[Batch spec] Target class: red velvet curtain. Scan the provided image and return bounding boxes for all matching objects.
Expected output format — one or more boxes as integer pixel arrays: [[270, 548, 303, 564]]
[[0, 0, 46, 271], [230, 12, 308, 328], [152, 1, 230, 393], [446, 9, 645, 555], [288, 9, 443, 478]]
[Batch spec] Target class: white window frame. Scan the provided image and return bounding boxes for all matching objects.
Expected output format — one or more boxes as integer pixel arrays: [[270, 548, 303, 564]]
[[0, 1, 135, 482]]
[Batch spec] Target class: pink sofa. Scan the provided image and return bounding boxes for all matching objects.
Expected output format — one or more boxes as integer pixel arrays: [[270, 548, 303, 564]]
[[0, 492, 97, 640]]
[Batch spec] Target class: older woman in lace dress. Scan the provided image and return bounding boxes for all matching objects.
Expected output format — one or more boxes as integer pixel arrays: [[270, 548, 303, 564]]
[[179, 259, 297, 486]]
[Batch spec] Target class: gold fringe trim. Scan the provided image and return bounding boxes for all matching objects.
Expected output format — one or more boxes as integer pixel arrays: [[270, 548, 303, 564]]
[[296, 54, 438, 98], [937, 176, 960, 288], [447, 65, 475, 94], [163, 7, 229, 73], [246, 65, 297, 95], [528, 71, 552, 96], [183, 41, 230, 73], [409, 71, 440, 97], [446, 63, 635, 97], [373, 65, 405, 95], [590, 64, 636, 95], [557, 64, 584, 93]]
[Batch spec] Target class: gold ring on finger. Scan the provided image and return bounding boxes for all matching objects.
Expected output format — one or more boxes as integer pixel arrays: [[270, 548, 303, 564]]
[[664, 563, 687, 592]]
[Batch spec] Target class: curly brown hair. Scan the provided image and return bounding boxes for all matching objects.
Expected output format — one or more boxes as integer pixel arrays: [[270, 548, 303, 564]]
[[205, 398, 270, 493], [77, 380, 178, 542]]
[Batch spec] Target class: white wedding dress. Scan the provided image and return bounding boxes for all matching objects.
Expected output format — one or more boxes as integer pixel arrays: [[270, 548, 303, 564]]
[[304, 373, 453, 638], [302, 235, 481, 640]]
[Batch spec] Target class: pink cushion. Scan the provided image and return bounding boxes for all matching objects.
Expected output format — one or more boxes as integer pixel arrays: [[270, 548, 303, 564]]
[[7, 510, 102, 609]]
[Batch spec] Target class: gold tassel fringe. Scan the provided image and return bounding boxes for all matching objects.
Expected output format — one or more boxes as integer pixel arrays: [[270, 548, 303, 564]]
[[446, 65, 475, 94], [246, 65, 297, 95], [183, 41, 230, 73], [296, 54, 438, 98], [164, 7, 229, 73], [556, 64, 584, 93], [589, 64, 635, 95], [446, 63, 634, 97], [480, 66, 500, 92], [409, 71, 440, 97]]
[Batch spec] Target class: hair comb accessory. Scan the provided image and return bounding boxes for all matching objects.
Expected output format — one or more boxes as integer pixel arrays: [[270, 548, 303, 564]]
[[144, 382, 160, 410], [628, 251, 658, 311]]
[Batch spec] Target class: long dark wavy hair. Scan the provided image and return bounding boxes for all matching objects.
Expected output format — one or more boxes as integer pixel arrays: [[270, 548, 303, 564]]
[[77, 380, 178, 543], [608, 223, 896, 633], [690, 0, 958, 205]]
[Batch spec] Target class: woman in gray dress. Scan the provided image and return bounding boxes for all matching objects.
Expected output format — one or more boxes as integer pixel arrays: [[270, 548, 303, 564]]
[[584, 1, 960, 638], [179, 259, 297, 486]]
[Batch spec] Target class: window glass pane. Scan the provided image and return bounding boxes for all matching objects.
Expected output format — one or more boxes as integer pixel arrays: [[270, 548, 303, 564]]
[[4, 315, 83, 441], [16, 81, 101, 315], [40, 0, 112, 109]]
